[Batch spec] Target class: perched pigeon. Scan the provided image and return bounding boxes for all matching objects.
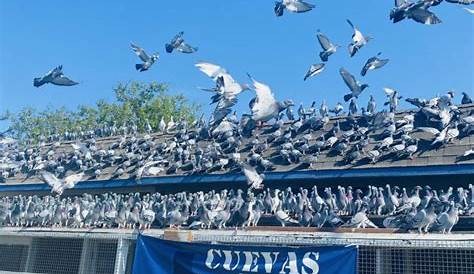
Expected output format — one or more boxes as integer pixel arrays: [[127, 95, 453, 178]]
[[34, 65, 78, 87], [274, 0, 315, 17], [347, 19, 371, 57], [316, 30, 339, 62], [361, 53, 389, 76], [304, 63, 325, 81], [461, 92, 472, 104], [165, 32, 198, 54], [340, 68, 369, 102], [131, 43, 159, 72]]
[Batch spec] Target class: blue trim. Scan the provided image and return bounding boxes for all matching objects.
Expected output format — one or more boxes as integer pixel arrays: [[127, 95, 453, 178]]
[[1, 164, 473, 193]]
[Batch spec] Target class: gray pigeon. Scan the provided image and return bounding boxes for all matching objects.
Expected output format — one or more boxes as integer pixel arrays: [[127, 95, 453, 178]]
[[304, 63, 325, 81], [361, 53, 389, 76], [165, 32, 198, 54], [34, 65, 78, 87], [340, 68, 369, 101], [131, 42, 159, 71], [316, 30, 339, 62], [274, 0, 315, 17]]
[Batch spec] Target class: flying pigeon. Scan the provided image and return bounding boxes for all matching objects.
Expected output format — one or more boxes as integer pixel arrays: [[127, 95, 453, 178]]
[[405, 6, 442, 25], [242, 163, 264, 190], [274, 0, 315, 17], [303, 63, 325, 81], [165, 32, 198, 54], [316, 30, 339, 62], [361, 53, 389, 76], [340, 68, 369, 101], [248, 74, 294, 122], [131, 42, 159, 72], [33, 65, 78, 87], [196, 62, 250, 125], [347, 19, 372, 57], [39, 171, 84, 196]]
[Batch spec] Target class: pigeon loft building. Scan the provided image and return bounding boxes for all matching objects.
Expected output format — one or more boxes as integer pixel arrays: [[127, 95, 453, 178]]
[[1, 104, 474, 274]]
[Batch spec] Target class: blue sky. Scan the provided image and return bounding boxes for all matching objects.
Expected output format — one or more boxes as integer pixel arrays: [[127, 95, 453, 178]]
[[0, 0, 472, 130]]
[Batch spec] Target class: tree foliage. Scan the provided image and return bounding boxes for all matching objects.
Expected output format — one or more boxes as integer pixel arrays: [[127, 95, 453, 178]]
[[4, 81, 200, 143]]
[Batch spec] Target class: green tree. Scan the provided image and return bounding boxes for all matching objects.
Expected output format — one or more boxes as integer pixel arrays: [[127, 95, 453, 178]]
[[6, 81, 200, 143]]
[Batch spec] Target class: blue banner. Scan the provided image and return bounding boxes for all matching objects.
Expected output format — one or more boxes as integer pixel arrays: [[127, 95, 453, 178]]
[[132, 234, 357, 274]]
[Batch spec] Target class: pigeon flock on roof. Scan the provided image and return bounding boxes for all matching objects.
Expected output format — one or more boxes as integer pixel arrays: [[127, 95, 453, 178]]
[[1, 1, 473, 232], [0, 184, 470, 233]]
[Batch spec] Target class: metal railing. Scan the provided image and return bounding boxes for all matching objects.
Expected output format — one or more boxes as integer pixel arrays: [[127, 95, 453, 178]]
[[0, 228, 473, 274]]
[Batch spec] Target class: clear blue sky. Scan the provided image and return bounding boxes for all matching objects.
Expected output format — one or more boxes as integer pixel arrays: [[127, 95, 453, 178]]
[[0, 1, 472, 130]]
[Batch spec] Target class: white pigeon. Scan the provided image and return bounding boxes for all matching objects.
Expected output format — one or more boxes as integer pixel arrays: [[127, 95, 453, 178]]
[[195, 62, 249, 99], [242, 164, 264, 190], [347, 19, 371, 57], [39, 171, 84, 196], [159, 117, 166, 133], [248, 76, 293, 122]]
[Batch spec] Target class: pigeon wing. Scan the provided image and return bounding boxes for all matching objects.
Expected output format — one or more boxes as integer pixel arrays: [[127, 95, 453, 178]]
[[63, 172, 84, 189], [339, 68, 358, 91], [250, 77, 276, 114], [51, 75, 79, 86], [39, 171, 62, 188], [131, 43, 150, 62], [316, 32, 332, 51], [415, 127, 441, 136], [195, 62, 228, 80], [285, 0, 315, 13], [176, 42, 198, 54], [347, 19, 363, 43], [242, 164, 263, 189], [446, 0, 474, 5], [408, 8, 442, 25]]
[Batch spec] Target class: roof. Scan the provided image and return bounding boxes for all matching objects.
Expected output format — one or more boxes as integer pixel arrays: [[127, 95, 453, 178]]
[[1, 104, 473, 194]]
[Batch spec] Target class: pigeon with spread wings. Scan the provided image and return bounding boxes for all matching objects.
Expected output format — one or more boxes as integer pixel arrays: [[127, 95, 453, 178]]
[[165, 32, 198, 54], [33, 65, 78, 87], [339, 68, 369, 102], [131, 42, 159, 72], [39, 171, 84, 196]]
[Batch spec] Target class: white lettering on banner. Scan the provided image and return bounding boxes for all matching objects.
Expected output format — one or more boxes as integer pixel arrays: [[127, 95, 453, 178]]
[[205, 249, 320, 274], [302, 252, 319, 274], [261, 252, 280, 273], [205, 249, 221, 269], [222, 250, 241, 271], [242, 251, 260, 272], [279, 252, 298, 274]]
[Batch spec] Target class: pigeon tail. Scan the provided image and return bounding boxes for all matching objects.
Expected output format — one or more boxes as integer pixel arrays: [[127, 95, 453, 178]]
[[33, 78, 44, 87], [344, 94, 353, 102], [135, 64, 145, 71], [165, 44, 174, 53], [319, 51, 329, 62]]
